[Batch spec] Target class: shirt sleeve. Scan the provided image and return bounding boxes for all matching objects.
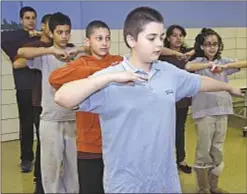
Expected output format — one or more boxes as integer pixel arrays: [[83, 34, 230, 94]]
[[49, 58, 103, 89], [27, 56, 43, 70], [174, 68, 201, 102], [77, 65, 118, 114]]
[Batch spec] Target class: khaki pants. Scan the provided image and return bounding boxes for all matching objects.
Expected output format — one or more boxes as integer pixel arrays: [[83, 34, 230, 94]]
[[194, 115, 228, 167]]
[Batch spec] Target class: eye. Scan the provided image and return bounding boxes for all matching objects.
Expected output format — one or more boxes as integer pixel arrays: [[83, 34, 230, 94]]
[[148, 37, 155, 41]]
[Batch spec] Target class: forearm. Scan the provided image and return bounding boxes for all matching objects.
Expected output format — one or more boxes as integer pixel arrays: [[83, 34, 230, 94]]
[[160, 47, 180, 56], [225, 60, 247, 69], [54, 73, 113, 109], [18, 47, 53, 59], [77, 45, 90, 53], [185, 62, 211, 71], [199, 76, 232, 92]]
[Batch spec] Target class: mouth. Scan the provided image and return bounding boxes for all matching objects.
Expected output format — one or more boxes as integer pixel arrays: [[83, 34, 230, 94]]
[[153, 50, 161, 55], [100, 48, 108, 52]]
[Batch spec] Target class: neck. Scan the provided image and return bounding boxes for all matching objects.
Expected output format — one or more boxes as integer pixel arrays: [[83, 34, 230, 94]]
[[40, 35, 51, 43], [129, 52, 151, 73], [53, 43, 66, 49], [170, 45, 181, 52], [206, 55, 214, 61], [91, 52, 103, 60]]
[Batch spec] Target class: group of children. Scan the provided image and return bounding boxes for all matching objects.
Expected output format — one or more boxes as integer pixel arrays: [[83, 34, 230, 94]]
[[2, 5, 247, 194]]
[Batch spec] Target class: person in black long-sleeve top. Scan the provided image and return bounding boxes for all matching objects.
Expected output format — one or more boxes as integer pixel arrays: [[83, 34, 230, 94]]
[[1, 6, 40, 173], [159, 25, 196, 174]]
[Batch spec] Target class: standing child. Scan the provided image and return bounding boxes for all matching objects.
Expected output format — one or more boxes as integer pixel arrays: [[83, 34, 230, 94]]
[[54, 8, 243, 193], [17, 12, 86, 193], [159, 24, 196, 174], [185, 28, 247, 193]]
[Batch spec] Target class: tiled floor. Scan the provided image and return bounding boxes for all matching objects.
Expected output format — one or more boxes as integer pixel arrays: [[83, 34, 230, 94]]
[[1, 115, 247, 193]]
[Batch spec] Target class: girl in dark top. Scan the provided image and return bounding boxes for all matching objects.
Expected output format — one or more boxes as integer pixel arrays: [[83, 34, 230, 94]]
[[159, 25, 196, 174]]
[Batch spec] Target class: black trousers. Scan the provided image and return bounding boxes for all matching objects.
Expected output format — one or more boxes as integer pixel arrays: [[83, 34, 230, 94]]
[[175, 106, 189, 163], [16, 90, 43, 183], [78, 158, 104, 194], [16, 90, 35, 162]]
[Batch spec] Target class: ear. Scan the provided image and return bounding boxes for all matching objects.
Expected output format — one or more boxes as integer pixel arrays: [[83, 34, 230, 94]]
[[49, 31, 53, 39], [200, 45, 204, 50], [41, 23, 45, 31], [126, 34, 136, 48], [83, 37, 90, 47], [20, 18, 23, 26]]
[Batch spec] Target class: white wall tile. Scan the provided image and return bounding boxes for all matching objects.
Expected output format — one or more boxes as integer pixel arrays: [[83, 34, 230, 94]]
[[236, 49, 247, 59], [110, 42, 119, 55], [223, 38, 236, 50], [185, 28, 201, 40], [1, 90, 17, 105], [236, 38, 247, 49], [1, 75, 15, 90], [111, 30, 119, 42], [219, 28, 237, 38], [236, 28, 247, 38], [70, 30, 83, 45], [1, 118, 19, 134], [184, 39, 195, 48], [119, 29, 124, 42], [1, 104, 19, 120], [222, 49, 236, 59]]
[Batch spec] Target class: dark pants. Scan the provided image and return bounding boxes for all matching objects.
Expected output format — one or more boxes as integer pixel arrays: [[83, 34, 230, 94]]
[[175, 106, 189, 164], [78, 158, 104, 194], [33, 106, 42, 179], [16, 90, 44, 192], [16, 90, 34, 162]]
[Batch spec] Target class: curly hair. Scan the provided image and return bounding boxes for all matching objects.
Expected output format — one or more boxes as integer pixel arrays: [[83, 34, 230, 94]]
[[194, 28, 224, 60]]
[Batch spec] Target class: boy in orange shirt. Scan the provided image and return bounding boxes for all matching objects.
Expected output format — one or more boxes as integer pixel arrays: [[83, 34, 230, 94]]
[[49, 20, 122, 194]]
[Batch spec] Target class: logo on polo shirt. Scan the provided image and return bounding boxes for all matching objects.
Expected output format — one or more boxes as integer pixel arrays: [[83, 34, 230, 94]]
[[165, 89, 174, 95]]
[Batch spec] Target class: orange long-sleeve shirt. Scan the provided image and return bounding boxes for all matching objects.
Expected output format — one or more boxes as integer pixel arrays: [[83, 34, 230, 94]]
[[49, 54, 123, 157]]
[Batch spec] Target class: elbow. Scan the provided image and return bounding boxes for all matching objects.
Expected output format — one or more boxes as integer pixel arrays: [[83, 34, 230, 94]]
[[54, 90, 75, 109], [49, 75, 60, 90]]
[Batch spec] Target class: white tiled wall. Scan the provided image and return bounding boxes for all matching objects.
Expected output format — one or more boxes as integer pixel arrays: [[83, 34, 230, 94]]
[[1, 27, 247, 141]]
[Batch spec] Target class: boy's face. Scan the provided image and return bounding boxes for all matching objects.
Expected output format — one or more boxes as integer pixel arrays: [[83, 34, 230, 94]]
[[201, 35, 219, 59], [21, 11, 36, 31], [51, 25, 71, 48], [129, 22, 165, 63], [86, 27, 111, 59]]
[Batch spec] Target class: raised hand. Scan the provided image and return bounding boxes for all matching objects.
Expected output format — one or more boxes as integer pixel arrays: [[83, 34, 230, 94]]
[[110, 71, 148, 84]]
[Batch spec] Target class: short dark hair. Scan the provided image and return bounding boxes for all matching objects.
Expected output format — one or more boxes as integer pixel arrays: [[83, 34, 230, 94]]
[[86, 20, 110, 38], [19, 6, 37, 19], [48, 12, 71, 33], [164, 25, 187, 49], [194, 28, 224, 60], [123, 7, 164, 48], [41, 14, 52, 24]]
